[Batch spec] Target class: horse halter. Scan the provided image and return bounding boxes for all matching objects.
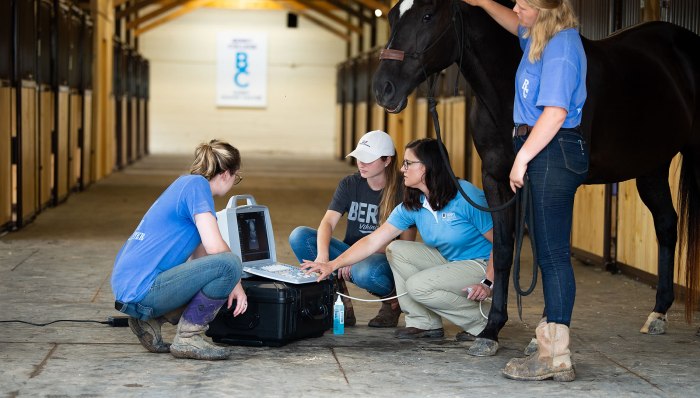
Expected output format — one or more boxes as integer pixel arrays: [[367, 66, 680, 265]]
[[379, 1, 460, 63]]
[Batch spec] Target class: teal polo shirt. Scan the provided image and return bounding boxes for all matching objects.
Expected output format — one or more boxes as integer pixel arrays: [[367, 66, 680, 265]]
[[387, 180, 493, 262]]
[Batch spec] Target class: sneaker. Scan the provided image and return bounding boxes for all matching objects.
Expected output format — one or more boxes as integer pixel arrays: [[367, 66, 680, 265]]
[[455, 331, 477, 342], [394, 327, 444, 339]]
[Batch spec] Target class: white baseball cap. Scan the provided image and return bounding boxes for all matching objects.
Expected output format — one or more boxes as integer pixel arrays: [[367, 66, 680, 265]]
[[346, 130, 396, 163]]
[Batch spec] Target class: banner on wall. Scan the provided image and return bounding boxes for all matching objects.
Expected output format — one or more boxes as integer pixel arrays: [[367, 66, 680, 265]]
[[216, 32, 267, 107]]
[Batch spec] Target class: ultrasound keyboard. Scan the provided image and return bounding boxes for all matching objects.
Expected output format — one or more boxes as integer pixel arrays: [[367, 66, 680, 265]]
[[243, 263, 319, 284]]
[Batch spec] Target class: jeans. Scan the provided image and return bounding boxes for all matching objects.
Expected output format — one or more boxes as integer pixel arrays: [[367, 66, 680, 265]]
[[120, 252, 242, 320], [513, 128, 589, 326], [288, 226, 395, 296]]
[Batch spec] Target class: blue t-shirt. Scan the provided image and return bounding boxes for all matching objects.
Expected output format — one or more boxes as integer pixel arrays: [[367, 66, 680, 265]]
[[386, 180, 493, 262], [111, 175, 215, 303], [514, 26, 587, 128]]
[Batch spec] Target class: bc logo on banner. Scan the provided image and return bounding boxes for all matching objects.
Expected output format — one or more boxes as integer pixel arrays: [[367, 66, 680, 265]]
[[216, 32, 267, 107]]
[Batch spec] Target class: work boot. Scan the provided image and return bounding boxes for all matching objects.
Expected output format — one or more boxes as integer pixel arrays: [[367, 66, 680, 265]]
[[336, 278, 356, 327], [129, 317, 170, 353], [368, 297, 401, 328], [160, 306, 186, 325], [170, 291, 230, 360], [394, 327, 444, 339], [502, 322, 575, 382]]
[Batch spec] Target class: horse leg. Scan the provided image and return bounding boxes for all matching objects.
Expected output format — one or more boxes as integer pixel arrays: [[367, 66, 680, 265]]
[[468, 175, 515, 357], [635, 167, 677, 335]]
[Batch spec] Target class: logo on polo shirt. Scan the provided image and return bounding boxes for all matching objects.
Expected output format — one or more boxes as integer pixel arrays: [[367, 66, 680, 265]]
[[441, 212, 457, 222], [521, 79, 530, 99]]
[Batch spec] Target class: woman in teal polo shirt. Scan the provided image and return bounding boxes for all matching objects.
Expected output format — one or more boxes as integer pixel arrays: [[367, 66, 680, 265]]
[[302, 138, 494, 341]]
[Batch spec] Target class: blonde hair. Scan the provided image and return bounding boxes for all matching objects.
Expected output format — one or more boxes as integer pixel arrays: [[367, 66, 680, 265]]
[[521, 0, 579, 62], [190, 139, 241, 180], [379, 154, 402, 224]]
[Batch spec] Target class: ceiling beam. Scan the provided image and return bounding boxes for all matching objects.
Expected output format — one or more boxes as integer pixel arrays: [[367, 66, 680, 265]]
[[325, 0, 374, 25], [205, 0, 285, 10], [116, 0, 161, 19], [349, 0, 389, 17], [292, 0, 362, 33], [114, 0, 131, 7], [134, 0, 214, 35], [126, 0, 191, 29]]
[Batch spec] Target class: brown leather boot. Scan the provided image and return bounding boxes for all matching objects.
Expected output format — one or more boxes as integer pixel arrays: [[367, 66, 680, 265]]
[[502, 322, 575, 382], [368, 298, 401, 328], [337, 278, 356, 327]]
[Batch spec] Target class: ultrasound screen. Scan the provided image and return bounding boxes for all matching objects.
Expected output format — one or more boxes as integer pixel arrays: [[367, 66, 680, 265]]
[[236, 211, 271, 262]]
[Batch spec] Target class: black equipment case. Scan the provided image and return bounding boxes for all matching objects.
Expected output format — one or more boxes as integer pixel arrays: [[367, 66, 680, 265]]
[[206, 277, 335, 347]]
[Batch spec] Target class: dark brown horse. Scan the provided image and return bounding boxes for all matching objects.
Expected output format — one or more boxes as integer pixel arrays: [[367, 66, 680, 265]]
[[373, 0, 700, 356]]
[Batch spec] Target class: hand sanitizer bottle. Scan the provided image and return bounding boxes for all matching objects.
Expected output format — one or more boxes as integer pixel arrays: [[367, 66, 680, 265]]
[[333, 295, 344, 335]]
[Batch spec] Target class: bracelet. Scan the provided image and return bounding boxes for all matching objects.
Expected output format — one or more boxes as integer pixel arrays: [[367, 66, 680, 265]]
[[480, 278, 493, 289]]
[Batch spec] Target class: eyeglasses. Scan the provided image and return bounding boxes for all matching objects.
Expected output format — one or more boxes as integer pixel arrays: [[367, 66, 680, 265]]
[[402, 159, 423, 169], [233, 172, 243, 185]]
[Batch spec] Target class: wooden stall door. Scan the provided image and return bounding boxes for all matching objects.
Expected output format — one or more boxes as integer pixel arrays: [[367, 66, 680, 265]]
[[446, 98, 467, 180], [414, 97, 429, 142], [0, 86, 12, 230], [335, 103, 344, 159], [38, 88, 54, 207], [343, 102, 354, 160], [119, 97, 128, 167], [81, 91, 93, 187], [370, 103, 385, 133], [355, 101, 368, 148], [571, 184, 607, 261], [138, 98, 146, 158], [69, 92, 82, 192], [19, 84, 38, 224], [617, 155, 684, 285], [129, 97, 138, 162], [55, 87, 70, 203]]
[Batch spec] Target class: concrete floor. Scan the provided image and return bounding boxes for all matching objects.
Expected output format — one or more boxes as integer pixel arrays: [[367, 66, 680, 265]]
[[1, 154, 699, 397]]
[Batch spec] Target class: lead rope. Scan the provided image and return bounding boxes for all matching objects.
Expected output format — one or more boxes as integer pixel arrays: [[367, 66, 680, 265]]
[[424, 71, 539, 321]]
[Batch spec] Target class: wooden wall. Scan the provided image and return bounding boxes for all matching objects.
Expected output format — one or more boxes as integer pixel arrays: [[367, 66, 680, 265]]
[[617, 155, 686, 286]]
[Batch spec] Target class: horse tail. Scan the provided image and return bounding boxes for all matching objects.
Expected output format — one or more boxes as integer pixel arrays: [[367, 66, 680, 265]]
[[678, 153, 700, 323]]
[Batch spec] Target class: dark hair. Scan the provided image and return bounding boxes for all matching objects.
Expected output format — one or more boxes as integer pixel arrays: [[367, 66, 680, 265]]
[[403, 138, 457, 211], [190, 139, 241, 180]]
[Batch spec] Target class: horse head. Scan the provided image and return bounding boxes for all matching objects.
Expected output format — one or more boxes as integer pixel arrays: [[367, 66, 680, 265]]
[[373, 0, 462, 113]]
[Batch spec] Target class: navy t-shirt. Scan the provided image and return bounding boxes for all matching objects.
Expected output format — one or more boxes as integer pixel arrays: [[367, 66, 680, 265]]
[[328, 173, 384, 246]]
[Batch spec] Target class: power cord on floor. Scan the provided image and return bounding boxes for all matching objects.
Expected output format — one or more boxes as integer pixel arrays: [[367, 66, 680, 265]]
[[0, 316, 130, 327], [337, 291, 492, 319], [335, 291, 406, 302]]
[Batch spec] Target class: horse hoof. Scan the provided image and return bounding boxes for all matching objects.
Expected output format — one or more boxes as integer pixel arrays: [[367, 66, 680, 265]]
[[640, 312, 667, 335], [523, 337, 538, 356], [467, 338, 499, 357]]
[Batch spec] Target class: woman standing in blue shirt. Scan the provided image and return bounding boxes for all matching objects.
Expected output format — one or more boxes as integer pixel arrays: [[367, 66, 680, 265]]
[[302, 138, 494, 342], [464, 0, 587, 382], [112, 140, 248, 360]]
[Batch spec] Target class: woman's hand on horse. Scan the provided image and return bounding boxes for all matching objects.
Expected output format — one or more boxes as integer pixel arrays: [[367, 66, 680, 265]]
[[301, 260, 334, 282], [463, 283, 492, 301], [510, 158, 528, 193]]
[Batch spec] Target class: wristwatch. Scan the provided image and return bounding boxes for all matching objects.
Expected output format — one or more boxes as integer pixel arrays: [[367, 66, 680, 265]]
[[480, 278, 493, 289]]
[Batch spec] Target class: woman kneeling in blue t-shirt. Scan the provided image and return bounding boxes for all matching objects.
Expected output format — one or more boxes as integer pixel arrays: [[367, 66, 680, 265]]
[[302, 138, 494, 340], [111, 140, 247, 360]]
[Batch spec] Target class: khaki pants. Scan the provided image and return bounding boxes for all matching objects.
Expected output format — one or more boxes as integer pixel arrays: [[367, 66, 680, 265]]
[[386, 240, 488, 335]]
